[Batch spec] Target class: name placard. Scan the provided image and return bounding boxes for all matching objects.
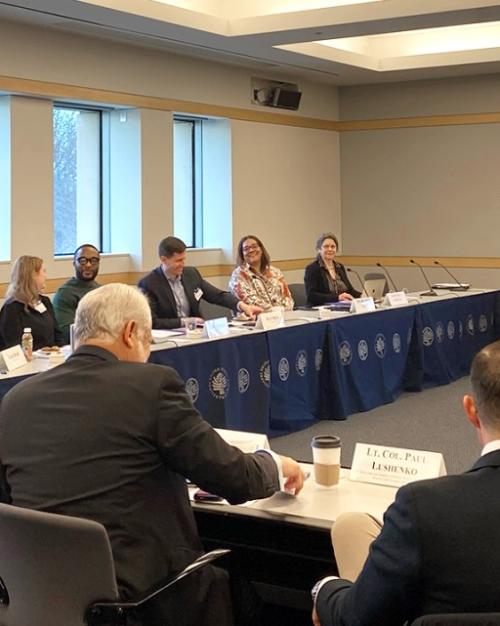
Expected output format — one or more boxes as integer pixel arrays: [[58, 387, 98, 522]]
[[384, 291, 409, 307], [256, 309, 284, 330], [215, 428, 270, 453], [203, 317, 230, 338], [350, 442, 446, 488], [0, 345, 27, 372], [350, 297, 376, 314]]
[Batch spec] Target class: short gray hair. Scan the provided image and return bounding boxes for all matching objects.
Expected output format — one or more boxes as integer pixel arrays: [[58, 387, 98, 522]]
[[470, 340, 500, 429], [315, 232, 339, 251], [74, 283, 152, 344]]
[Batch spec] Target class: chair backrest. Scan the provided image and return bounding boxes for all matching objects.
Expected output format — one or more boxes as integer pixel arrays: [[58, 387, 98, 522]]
[[199, 299, 232, 320], [0, 503, 119, 626], [288, 283, 307, 308], [411, 614, 500, 625]]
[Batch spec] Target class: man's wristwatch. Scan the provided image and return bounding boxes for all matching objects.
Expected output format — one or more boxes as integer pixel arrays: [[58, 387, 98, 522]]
[[311, 580, 323, 603], [311, 576, 337, 603]]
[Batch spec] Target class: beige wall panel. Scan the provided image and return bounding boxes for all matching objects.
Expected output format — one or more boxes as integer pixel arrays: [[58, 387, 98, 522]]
[[340, 124, 500, 258], [231, 121, 341, 263], [0, 20, 338, 120], [339, 75, 500, 121], [10, 97, 53, 268], [140, 109, 173, 271]]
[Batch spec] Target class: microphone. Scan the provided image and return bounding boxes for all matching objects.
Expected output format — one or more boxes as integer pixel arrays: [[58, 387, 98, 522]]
[[376, 262, 399, 292], [346, 267, 368, 298], [433, 260, 469, 291], [409, 259, 438, 297]]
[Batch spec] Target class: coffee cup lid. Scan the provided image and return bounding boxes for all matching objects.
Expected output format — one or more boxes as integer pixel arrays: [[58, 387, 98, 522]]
[[311, 435, 341, 449]]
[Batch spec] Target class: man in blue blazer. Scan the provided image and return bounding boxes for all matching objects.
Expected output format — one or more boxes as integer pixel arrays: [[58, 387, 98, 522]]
[[313, 339, 500, 626], [139, 236, 261, 329]]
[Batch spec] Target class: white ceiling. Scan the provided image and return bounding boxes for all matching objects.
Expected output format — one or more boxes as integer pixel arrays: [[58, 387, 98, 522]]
[[2, 0, 500, 84]]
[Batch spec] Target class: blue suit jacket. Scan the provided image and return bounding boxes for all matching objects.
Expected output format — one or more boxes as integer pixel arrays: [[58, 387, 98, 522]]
[[317, 450, 500, 626], [138, 266, 238, 329]]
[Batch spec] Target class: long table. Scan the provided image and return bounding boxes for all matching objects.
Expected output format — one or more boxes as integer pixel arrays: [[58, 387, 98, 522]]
[[2, 290, 499, 434], [149, 289, 500, 433], [192, 462, 396, 620]]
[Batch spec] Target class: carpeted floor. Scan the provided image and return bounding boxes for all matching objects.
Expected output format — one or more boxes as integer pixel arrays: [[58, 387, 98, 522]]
[[270, 376, 481, 476]]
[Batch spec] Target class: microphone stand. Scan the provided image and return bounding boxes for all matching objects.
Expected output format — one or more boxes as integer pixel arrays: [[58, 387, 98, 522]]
[[433, 260, 469, 291], [376, 262, 399, 292], [409, 259, 438, 297]]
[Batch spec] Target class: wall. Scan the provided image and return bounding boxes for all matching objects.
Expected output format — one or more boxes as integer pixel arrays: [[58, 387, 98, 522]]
[[339, 74, 500, 291], [231, 121, 341, 262]]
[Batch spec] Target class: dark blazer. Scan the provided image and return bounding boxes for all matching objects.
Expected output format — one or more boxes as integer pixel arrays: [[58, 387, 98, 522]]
[[304, 259, 361, 306], [316, 450, 500, 626], [0, 295, 64, 351], [0, 345, 280, 625], [138, 266, 239, 329]]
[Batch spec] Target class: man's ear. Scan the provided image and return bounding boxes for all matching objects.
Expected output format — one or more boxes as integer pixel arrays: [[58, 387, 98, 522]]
[[463, 394, 480, 430], [122, 320, 136, 348]]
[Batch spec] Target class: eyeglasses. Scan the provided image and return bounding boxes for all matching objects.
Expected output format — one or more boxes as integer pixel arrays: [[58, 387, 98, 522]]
[[242, 244, 260, 253], [77, 256, 100, 266]]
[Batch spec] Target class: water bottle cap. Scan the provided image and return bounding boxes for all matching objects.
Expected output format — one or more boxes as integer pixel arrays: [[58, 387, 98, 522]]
[[23, 327, 32, 333]]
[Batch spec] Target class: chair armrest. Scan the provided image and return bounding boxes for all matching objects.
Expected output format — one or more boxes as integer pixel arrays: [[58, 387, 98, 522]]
[[85, 549, 231, 625]]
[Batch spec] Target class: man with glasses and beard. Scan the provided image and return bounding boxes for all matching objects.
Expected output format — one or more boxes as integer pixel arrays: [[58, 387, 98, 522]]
[[53, 243, 101, 343]]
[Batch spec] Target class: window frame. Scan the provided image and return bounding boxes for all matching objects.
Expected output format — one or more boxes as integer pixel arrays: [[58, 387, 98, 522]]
[[173, 115, 204, 249], [52, 103, 108, 256]]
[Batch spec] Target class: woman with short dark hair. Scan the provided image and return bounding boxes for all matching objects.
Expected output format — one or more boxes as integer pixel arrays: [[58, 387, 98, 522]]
[[304, 233, 361, 306]]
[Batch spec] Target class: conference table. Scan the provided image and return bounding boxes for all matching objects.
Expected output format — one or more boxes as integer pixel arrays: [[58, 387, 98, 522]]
[[191, 461, 397, 616], [1, 289, 499, 435], [149, 288, 500, 433]]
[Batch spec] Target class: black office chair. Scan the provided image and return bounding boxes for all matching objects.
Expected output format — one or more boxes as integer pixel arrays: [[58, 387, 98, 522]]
[[410, 614, 500, 625], [199, 299, 233, 320], [0, 503, 229, 626], [288, 283, 307, 308]]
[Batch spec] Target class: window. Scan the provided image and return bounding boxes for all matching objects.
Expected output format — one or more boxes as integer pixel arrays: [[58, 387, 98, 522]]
[[53, 106, 105, 255], [173, 117, 203, 248]]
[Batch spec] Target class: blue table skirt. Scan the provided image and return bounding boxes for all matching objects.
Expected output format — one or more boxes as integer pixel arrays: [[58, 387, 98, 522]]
[[2, 291, 499, 435], [148, 291, 500, 434]]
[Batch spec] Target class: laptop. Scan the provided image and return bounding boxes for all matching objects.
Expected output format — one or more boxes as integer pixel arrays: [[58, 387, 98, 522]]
[[362, 278, 388, 300]]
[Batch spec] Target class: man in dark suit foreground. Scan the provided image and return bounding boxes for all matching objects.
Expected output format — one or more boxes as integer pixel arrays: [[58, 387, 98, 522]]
[[312, 339, 500, 626], [0, 284, 304, 626], [139, 236, 261, 329]]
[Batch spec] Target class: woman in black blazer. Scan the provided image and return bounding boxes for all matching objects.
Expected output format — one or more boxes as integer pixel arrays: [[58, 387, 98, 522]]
[[304, 233, 361, 306], [0, 255, 64, 351]]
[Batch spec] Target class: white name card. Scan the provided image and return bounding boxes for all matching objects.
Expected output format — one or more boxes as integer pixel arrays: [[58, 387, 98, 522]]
[[0, 345, 27, 372], [350, 297, 376, 314], [256, 309, 284, 330], [350, 442, 447, 488], [203, 317, 230, 338], [215, 428, 270, 453], [384, 291, 409, 307]]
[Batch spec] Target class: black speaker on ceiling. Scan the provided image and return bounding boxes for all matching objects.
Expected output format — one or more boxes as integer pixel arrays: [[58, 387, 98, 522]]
[[269, 87, 302, 110]]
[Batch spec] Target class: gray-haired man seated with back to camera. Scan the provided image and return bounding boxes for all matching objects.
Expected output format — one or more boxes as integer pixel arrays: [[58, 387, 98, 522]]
[[0, 283, 304, 626], [312, 340, 500, 626]]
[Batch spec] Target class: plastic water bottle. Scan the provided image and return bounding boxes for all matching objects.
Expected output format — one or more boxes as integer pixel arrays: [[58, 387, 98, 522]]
[[21, 327, 33, 361]]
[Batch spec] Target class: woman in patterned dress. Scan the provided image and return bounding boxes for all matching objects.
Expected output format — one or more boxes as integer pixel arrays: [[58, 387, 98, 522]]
[[229, 235, 294, 311]]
